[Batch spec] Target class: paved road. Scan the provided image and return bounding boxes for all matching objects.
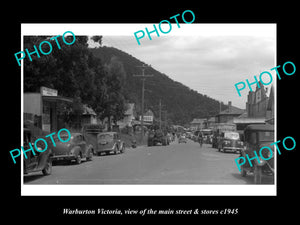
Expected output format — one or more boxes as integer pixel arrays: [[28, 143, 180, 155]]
[[24, 139, 273, 184]]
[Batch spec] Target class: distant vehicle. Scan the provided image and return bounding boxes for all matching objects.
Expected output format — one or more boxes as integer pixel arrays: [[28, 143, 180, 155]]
[[52, 132, 94, 164], [23, 128, 52, 176], [178, 134, 187, 143], [96, 132, 125, 155], [239, 124, 274, 184], [148, 129, 169, 146], [193, 130, 201, 142], [185, 132, 193, 139], [201, 129, 213, 144], [218, 131, 244, 153], [212, 123, 236, 148]]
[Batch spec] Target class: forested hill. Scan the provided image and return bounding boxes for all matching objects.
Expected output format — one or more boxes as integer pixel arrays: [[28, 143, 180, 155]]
[[91, 46, 222, 125]]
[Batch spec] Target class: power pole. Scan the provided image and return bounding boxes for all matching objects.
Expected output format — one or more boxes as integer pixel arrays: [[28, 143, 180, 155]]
[[159, 99, 162, 130], [164, 110, 167, 130], [133, 64, 153, 140]]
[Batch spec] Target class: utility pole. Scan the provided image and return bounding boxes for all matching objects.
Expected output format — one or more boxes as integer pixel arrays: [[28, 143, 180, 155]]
[[159, 99, 162, 130], [133, 64, 153, 140], [164, 110, 167, 130]]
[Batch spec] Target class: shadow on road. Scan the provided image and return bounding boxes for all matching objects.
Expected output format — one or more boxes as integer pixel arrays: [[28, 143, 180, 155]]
[[24, 173, 45, 184], [53, 159, 90, 166], [231, 173, 255, 184], [231, 172, 274, 184]]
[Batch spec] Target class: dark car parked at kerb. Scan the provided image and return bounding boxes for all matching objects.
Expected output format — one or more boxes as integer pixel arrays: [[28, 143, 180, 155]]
[[51, 132, 94, 164], [23, 128, 52, 176], [96, 132, 125, 155], [148, 129, 169, 146], [239, 124, 275, 184]]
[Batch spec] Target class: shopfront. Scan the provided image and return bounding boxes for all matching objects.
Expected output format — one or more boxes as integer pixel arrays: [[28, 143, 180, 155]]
[[24, 86, 73, 135]]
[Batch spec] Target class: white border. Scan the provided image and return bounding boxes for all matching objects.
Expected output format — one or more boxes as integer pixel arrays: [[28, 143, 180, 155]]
[[21, 23, 277, 196]]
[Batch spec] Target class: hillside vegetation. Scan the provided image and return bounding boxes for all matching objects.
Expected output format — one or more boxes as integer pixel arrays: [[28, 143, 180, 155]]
[[23, 34, 223, 127], [91, 46, 222, 125]]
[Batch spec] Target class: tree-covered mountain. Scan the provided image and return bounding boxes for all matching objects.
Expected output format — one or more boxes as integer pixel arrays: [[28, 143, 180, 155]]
[[91, 46, 224, 126], [23, 34, 226, 127]]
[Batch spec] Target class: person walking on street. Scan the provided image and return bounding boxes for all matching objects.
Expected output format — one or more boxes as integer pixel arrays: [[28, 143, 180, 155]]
[[198, 132, 203, 148]]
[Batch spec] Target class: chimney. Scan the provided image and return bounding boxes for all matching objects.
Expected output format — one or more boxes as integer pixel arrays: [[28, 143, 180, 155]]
[[228, 101, 232, 112]]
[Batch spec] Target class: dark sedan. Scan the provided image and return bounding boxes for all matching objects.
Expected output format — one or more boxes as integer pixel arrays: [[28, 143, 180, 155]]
[[218, 131, 244, 153], [51, 133, 94, 164]]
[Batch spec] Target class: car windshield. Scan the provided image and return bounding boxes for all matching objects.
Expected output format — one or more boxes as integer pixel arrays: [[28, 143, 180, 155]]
[[99, 134, 113, 141], [258, 131, 274, 142], [224, 132, 240, 140]]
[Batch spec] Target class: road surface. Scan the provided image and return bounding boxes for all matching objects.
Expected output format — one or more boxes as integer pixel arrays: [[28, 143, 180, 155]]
[[24, 139, 273, 184]]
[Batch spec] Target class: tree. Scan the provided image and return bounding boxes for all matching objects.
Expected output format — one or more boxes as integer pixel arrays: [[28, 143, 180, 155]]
[[100, 56, 127, 130], [23, 35, 107, 128]]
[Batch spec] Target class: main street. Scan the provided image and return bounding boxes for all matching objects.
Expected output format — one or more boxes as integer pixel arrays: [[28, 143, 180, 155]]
[[24, 139, 273, 185]]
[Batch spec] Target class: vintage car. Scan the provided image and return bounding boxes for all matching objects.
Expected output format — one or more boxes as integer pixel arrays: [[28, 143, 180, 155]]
[[218, 131, 244, 153], [96, 132, 125, 155], [51, 132, 94, 164], [239, 124, 274, 184], [201, 129, 213, 144], [23, 128, 52, 176], [178, 134, 187, 143], [148, 129, 169, 146]]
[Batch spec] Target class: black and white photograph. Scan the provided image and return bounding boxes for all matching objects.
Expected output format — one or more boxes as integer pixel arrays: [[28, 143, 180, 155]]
[[20, 24, 276, 195], [4, 4, 298, 221]]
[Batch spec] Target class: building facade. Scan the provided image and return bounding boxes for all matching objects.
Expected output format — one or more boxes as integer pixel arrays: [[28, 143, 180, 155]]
[[190, 118, 207, 130], [266, 85, 274, 124], [24, 86, 73, 134], [215, 101, 244, 124], [246, 81, 269, 118]]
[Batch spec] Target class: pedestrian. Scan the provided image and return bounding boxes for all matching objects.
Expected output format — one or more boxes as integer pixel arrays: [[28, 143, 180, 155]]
[[198, 132, 203, 148]]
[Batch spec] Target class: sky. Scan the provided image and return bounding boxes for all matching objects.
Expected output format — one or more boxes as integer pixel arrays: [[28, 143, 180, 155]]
[[97, 24, 276, 109]]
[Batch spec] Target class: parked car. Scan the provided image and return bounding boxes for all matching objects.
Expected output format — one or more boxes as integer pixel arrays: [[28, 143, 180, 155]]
[[148, 129, 169, 146], [52, 132, 94, 164], [23, 128, 52, 176], [96, 132, 125, 155], [178, 134, 187, 143], [239, 124, 274, 184], [185, 132, 193, 139], [218, 131, 244, 153], [82, 124, 103, 154]]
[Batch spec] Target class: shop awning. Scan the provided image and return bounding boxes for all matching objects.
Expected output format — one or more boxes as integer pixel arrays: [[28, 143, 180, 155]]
[[42, 95, 73, 103]]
